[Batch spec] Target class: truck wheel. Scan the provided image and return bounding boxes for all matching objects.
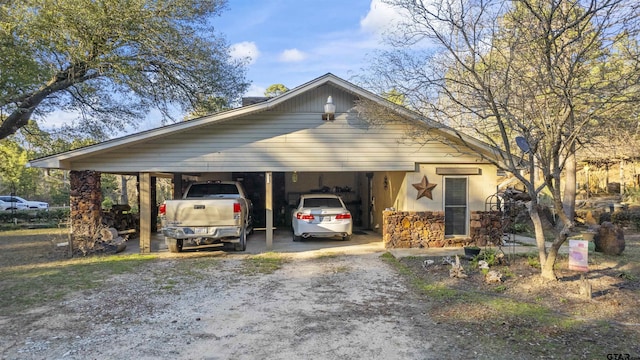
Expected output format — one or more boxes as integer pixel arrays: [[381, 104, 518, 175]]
[[167, 238, 183, 253], [234, 229, 247, 251]]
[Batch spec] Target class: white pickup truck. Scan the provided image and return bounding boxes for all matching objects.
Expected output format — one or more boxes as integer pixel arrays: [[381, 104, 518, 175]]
[[159, 181, 253, 252]]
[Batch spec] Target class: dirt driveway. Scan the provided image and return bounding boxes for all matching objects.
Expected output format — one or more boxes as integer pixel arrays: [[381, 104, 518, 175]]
[[1, 230, 466, 360]]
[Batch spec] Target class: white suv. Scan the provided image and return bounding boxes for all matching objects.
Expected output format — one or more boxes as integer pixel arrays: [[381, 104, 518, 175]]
[[0, 196, 48, 210]]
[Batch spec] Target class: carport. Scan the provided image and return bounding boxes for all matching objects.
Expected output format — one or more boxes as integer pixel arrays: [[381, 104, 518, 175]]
[[28, 73, 503, 253]]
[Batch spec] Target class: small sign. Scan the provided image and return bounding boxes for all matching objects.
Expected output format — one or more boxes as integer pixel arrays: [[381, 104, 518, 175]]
[[569, 240, 589, 272]]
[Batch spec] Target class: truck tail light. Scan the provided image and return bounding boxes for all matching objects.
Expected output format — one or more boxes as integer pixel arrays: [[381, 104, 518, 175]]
[[336, 213, 351, 220], [296, 213, 314, 220], [233, 203, 241, 213], [159, 203, 166, 216]]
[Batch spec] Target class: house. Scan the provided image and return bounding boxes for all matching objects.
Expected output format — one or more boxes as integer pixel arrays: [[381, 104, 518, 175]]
[[28, 73, 506, 252]]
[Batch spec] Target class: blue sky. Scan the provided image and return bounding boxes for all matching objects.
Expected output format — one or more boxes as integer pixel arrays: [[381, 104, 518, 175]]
[[44, 0, 402, 133], [216, 0, 399, 96]]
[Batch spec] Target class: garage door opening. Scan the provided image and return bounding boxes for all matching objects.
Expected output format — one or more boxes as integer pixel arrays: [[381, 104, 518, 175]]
[[232, 171, 367, 231]]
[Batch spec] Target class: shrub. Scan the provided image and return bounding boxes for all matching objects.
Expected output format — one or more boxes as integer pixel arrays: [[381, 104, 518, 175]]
[[599, 212, 611, 224], [610, 209, 640, 230], [611, 210, 630, 226], [102, 198, 114, 210], [0, 208, 70, 226]]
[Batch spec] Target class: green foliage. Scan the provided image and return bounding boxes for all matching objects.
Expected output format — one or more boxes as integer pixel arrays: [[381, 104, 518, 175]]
[[618, 271, 637, 281], [610, 209, 640, 230], [382, 88, 406, 105], [610, 210, 629, 225], [264, 84, 289, 97], [512, 222, 531, 234], [493, 285, 507, 293], [501, 267, 515, 278], [0, 0, 249, 140], [527, 255, 541, 269], [471, 247, 499, 268], [101, 198, 113, 210], [0, 138, 38, 195], [0, 124, 101, 207], [100, 173, 119, 206], [0, 208, 70, 227], [184, 96, 231, 119], [481, 248, 499, 266]]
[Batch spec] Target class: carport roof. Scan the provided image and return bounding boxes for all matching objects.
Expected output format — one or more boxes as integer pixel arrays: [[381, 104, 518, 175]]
[[28, 73, 507, 170]]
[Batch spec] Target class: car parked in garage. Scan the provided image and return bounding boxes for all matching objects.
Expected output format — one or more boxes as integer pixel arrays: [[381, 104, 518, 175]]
[[0, 196, 48, 210], [291, 193, 352, 241]]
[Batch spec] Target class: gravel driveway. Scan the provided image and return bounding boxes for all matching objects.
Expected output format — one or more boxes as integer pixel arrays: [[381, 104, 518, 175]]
[[1, 232, 463, 360]]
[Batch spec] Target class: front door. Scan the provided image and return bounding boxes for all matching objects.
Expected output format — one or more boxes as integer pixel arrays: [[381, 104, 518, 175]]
[[444, 177, 468, 236]]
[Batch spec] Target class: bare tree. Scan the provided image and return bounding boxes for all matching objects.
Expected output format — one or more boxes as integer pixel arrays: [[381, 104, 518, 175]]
[[360, 0, 640, 280]]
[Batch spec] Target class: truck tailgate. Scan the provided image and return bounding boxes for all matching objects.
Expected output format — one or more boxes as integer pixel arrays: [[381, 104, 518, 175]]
[[164, 199, 237, 227]]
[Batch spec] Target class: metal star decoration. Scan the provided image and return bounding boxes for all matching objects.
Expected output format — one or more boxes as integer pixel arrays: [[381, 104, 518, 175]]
[[412, 175, 437, 200]]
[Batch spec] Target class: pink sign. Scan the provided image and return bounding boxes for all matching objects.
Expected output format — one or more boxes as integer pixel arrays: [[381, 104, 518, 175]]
[[569, 240, 589, 272]]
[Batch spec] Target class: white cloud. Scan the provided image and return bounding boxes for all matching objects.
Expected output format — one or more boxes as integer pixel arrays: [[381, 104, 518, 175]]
[[230, 41, 260, 65], [360, 0, 405, 36], [244, 84, 266, 97], [38, 110, 79, 129], [278, 48, 307, 62]]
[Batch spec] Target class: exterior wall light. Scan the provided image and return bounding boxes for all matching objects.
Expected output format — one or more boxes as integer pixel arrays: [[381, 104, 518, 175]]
[[322, 96, 336, 121]]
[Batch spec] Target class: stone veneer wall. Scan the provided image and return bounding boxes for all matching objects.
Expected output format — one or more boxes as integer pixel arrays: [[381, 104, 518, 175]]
[[470, 211, 504, 246], [384, 210, 450, 248], [383, 210, 504, 249], [69, 170, 103, 254]]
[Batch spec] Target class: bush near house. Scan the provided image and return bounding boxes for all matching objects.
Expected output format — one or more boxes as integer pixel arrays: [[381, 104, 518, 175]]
[[0, 209, 70, 230]]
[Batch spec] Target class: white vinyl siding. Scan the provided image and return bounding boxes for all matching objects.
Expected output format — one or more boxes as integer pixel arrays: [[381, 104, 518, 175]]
[[29, 75, 502, 173], [70, 110, 485, 173]]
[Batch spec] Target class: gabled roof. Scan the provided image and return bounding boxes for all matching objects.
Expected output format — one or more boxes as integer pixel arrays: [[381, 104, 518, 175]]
[[28, 73, 505, 170]]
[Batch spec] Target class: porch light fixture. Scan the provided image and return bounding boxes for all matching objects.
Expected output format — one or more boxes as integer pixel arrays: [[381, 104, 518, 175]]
[[322, 96, 336, 121]]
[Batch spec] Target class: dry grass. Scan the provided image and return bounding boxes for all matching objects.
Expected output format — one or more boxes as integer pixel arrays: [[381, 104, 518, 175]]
[[384, 235, 640, 358], [2, 228, 639, 358], [0, 229, 159, 315]]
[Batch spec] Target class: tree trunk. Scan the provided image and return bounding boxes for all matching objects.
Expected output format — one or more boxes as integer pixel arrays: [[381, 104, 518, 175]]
[[120, 175, 129, 205], [541, 213, 573, 280], [540, 245, 559, 280], [529, 202, 548, 267], [562, 151, 576, 225]]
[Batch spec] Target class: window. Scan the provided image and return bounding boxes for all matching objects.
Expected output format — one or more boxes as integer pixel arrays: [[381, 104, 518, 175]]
[[444, 177, 467, 236], [186, 183, 239, 197], [302, 197, 344, 208]]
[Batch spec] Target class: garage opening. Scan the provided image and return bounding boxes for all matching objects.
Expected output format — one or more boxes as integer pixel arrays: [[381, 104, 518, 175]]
[[232, 172, 368, 231]]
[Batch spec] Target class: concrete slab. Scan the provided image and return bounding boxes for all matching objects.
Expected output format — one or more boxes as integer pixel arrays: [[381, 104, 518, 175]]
[[124, 228, 386, 256], [122, 229, 561, 259]]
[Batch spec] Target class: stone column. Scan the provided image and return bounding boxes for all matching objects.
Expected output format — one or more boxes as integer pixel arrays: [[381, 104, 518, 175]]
[[69, 170, 102, 254]]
